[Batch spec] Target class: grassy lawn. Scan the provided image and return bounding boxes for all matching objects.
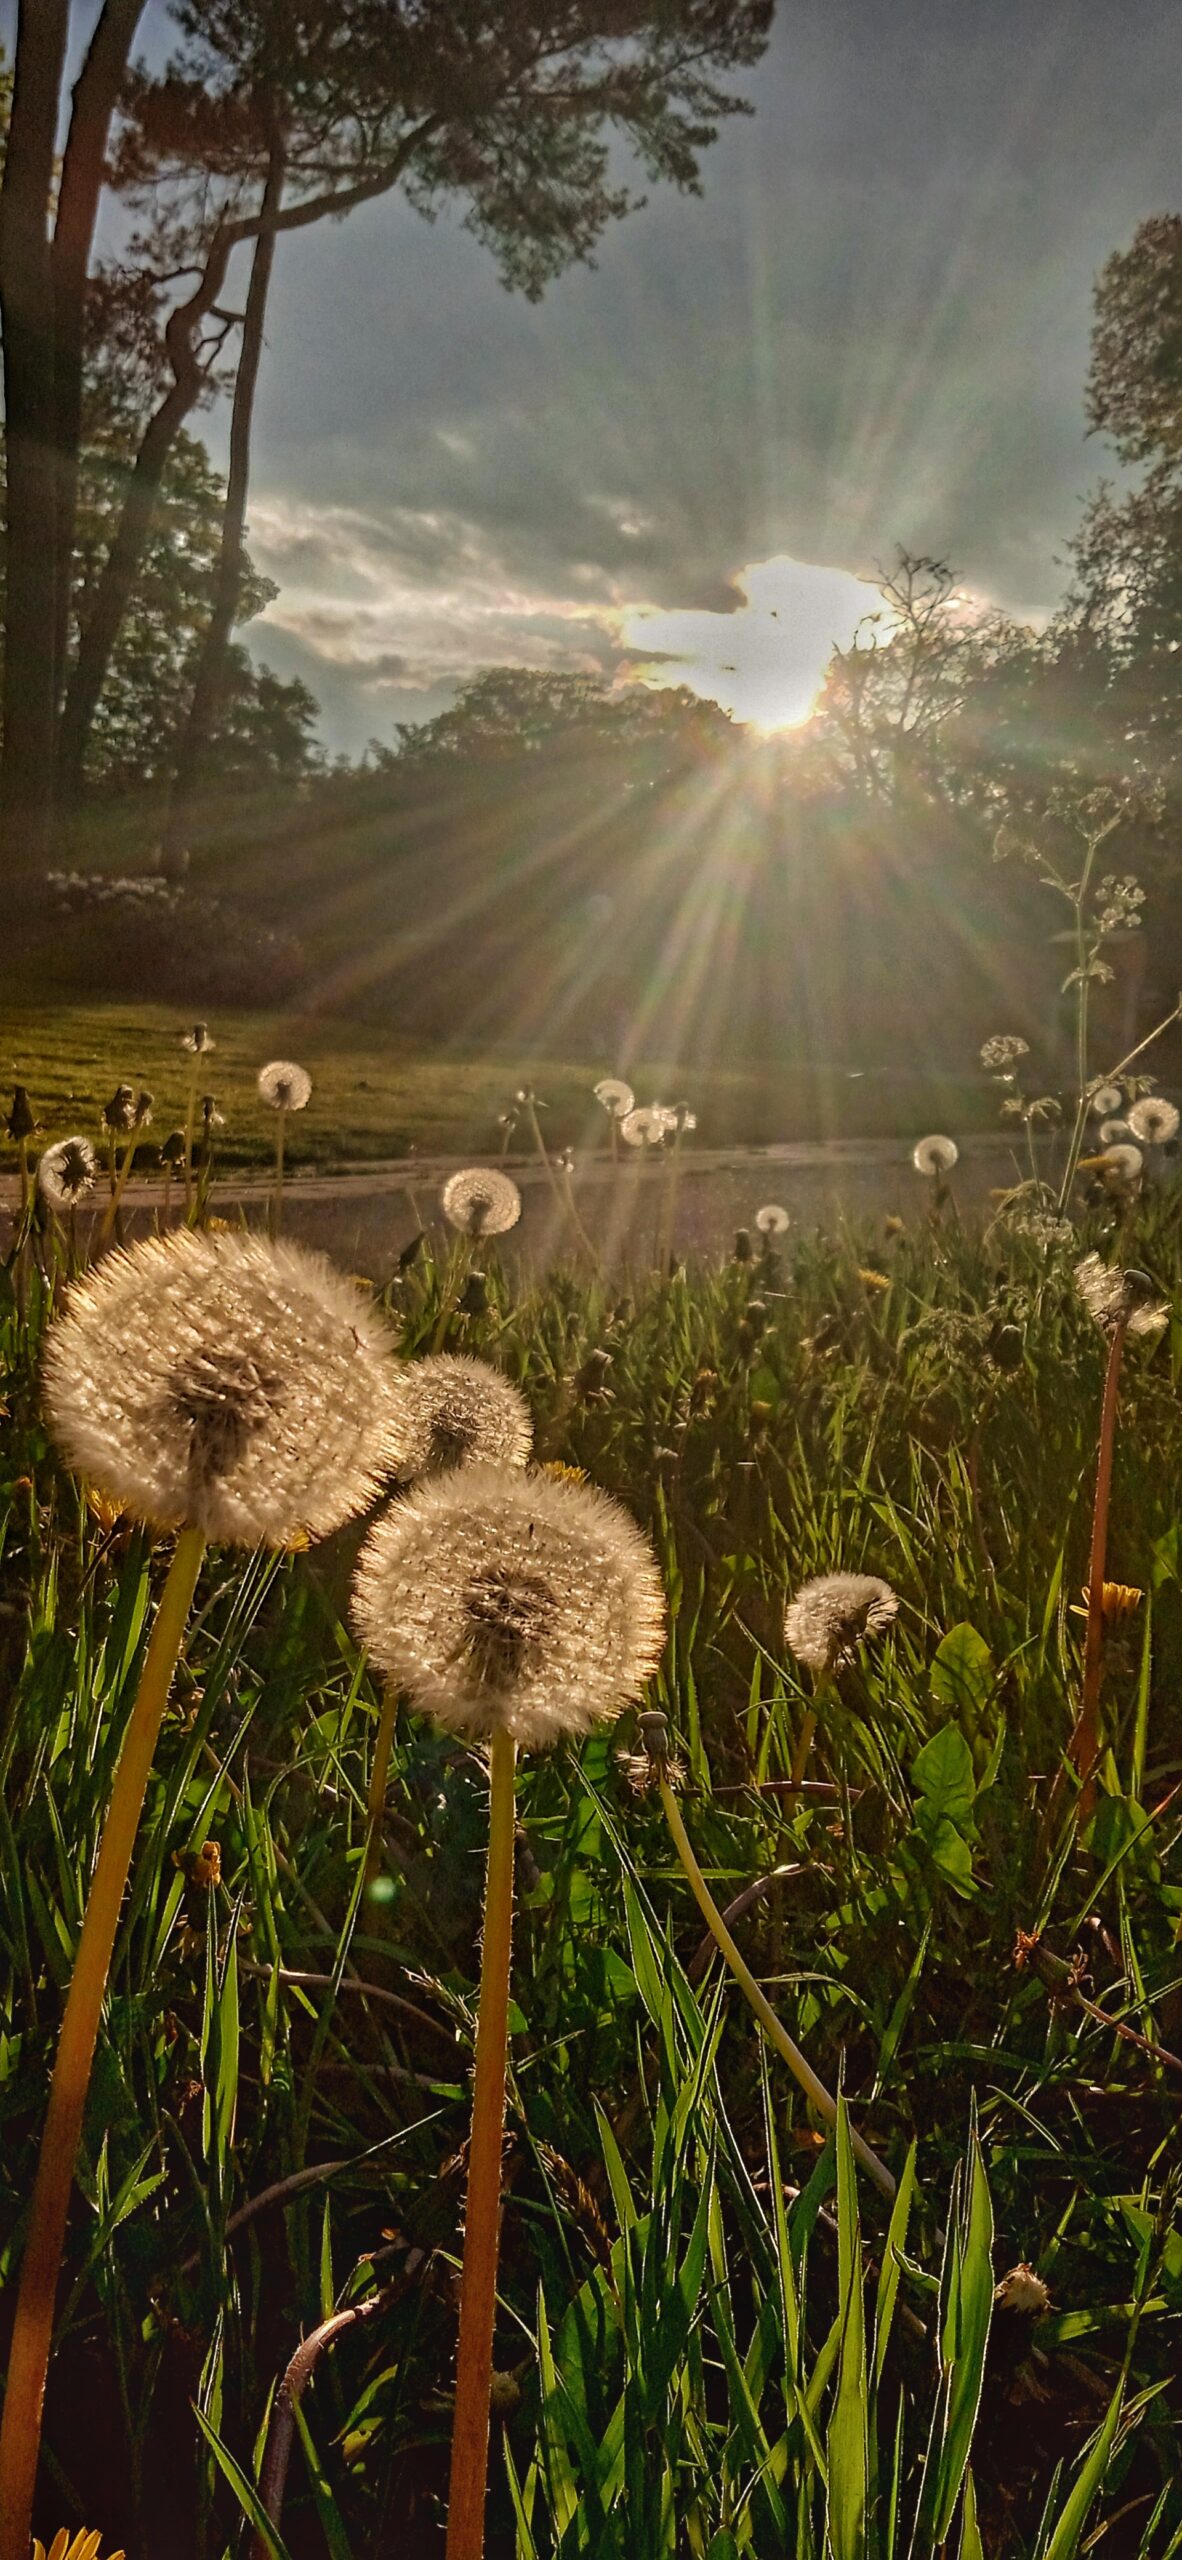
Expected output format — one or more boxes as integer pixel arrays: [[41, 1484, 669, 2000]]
[[2, 1000, 991, 1171]]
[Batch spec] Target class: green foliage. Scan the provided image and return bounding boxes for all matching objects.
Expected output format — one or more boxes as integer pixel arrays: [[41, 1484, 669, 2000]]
[[2, 1184, 1182, 2550]]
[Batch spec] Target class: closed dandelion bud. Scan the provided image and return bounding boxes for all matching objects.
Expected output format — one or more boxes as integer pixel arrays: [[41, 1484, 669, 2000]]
[[988, 1322, 1024, 1372], [133, 1090, 153, 1128], [745, 1297, 768, 1335], [352, 1464, 666, 1750], [181, 1024, 213, 1056], [458, 1269, 489, 1316], [489, 2371, 523, 2419], [748, 1398, 773, 1435], [103, 1084, 136, 1135], [398, 1230, 425, 1272], [43, 1230, 401, 1547], [160, 1130, 187, 1168], [6, 1085, 38, 1143], [733, 1227, 753, 1263], [574, 1348, 612, 1401], [690, 1367, 717, 1411]]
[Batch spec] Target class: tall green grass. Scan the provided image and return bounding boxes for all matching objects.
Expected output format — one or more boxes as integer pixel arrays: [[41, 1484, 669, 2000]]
[[2, 1184, 1181, 2553]]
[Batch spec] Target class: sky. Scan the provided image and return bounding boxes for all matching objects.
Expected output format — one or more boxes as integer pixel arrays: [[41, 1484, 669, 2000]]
[[87, 0, 1182, 751]]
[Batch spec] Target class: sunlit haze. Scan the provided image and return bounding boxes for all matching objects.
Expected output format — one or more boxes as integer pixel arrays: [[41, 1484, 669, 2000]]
[[617, 556, 880, 731]]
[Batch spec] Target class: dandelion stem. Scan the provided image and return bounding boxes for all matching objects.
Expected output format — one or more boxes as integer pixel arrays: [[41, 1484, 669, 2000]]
[[446, 1724, 517, 2560], [657, 1773, 895, 2202], [97, 1130, 143, 1252], [269, 1106, 286, 1241], [0, 1526, 205, 2560], [182, 1059, 199, 1216], [1069, 1313, 1128, 1827], [789, 1707, 817, 1789], [365, 1682, 401, 1885]]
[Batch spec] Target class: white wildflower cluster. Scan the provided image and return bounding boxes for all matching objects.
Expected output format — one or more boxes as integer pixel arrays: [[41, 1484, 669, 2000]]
[[1094, 874, 1146, 935], [980, 1035, 1030, 1078], [47, 870, 183, 911]]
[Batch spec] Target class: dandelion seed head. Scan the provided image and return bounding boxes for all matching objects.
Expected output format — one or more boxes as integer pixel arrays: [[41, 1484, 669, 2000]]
[[388, 1354, 533, 1482], [1095, 1142, 1143, 1184], [1074, 1252, 1168, 1340], [1098, 1117, 1130, 1145], [784, 1572, 899, 1673], [43, 1231, 399, 1546], [441, 1166, 522, 1237], [38, 1136, 97, 1212], [258, 1060, 312, 1112], [1127, 1096, 1180, 1146], [594, 1077, 634, 1118], [620, 1105, 670, 1148], [181, 1023, 213, 1055], [755, 1203, 790, 1236], [912, 1134, 959, 1176], [352, 1464, 666, 1749], [1090, 1082, 1124, 1118]]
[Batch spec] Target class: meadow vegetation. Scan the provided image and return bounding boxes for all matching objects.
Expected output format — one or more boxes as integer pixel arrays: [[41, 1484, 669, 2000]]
[[2, 1085, 1182, 2556]]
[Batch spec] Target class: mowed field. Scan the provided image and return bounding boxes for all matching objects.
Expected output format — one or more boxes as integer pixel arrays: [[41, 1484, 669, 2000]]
[[2, 1001, 988, 1171]]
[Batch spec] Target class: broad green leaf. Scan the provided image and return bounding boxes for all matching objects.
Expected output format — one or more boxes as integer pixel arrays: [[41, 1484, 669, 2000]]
[[912, 1725, 976, 1833], [930, 1625, 995, 1721]]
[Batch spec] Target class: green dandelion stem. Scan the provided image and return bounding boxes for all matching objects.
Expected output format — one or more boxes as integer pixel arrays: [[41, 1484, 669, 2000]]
[[445, 1723, 517, 2560], [657, 1772, 895, 2202], [182, 1059, 199, 1215], [0, 1526, 205, 2560], [269, 1106, 286, 1241], [365, 1682, 401, 1883], [1070, 1312, 1128, 1822]]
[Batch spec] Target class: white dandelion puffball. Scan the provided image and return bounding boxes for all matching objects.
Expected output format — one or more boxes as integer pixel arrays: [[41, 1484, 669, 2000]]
[[258, 1060, 312, 1112], [43, 1231, 400, 1547], [1127, 1096, 1180, 1147], [1074, 1253, 1168, 1342], [755, 1203, 790, 1237], [980, 1035, 1029, 1074], [1098, 1117, 1131, 1146], [388, 1355, 533, 1482], [1090, 1083, 1124, 1119], [784, 1572, 899, 1674], [594, 1077, 635, 1119], [352, 1463, 667, 1750], [38, 1137, 97, 1213], [620, 1106, 670, 1149], [1095, 1143, 1143, 1183], [441, 1166, 522, 1237], [913, 1135, 959, 1177]]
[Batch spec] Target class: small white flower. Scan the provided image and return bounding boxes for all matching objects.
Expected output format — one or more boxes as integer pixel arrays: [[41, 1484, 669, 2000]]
[[755, 1204, 790, 1236], [980, 1035, 1030, 1075], [441, 1167, 522, 1237], [1127, 1096, 1179, 1146], [913, 1135, 959, 1176], [258, 1061, 312, 1112]]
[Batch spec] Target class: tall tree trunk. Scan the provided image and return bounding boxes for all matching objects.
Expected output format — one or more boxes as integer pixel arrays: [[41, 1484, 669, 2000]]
[[57, 236, 241, 802], [163, 128, 285, 865], [49, 0, 146, 731], [0, 2, 69, 874]]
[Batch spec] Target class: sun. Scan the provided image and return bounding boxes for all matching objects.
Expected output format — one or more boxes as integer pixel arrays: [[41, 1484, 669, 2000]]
[[616, 554, 882, 732]]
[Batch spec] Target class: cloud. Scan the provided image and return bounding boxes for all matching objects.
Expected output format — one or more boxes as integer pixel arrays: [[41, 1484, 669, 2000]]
[[230, 0, 1181, 748]]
